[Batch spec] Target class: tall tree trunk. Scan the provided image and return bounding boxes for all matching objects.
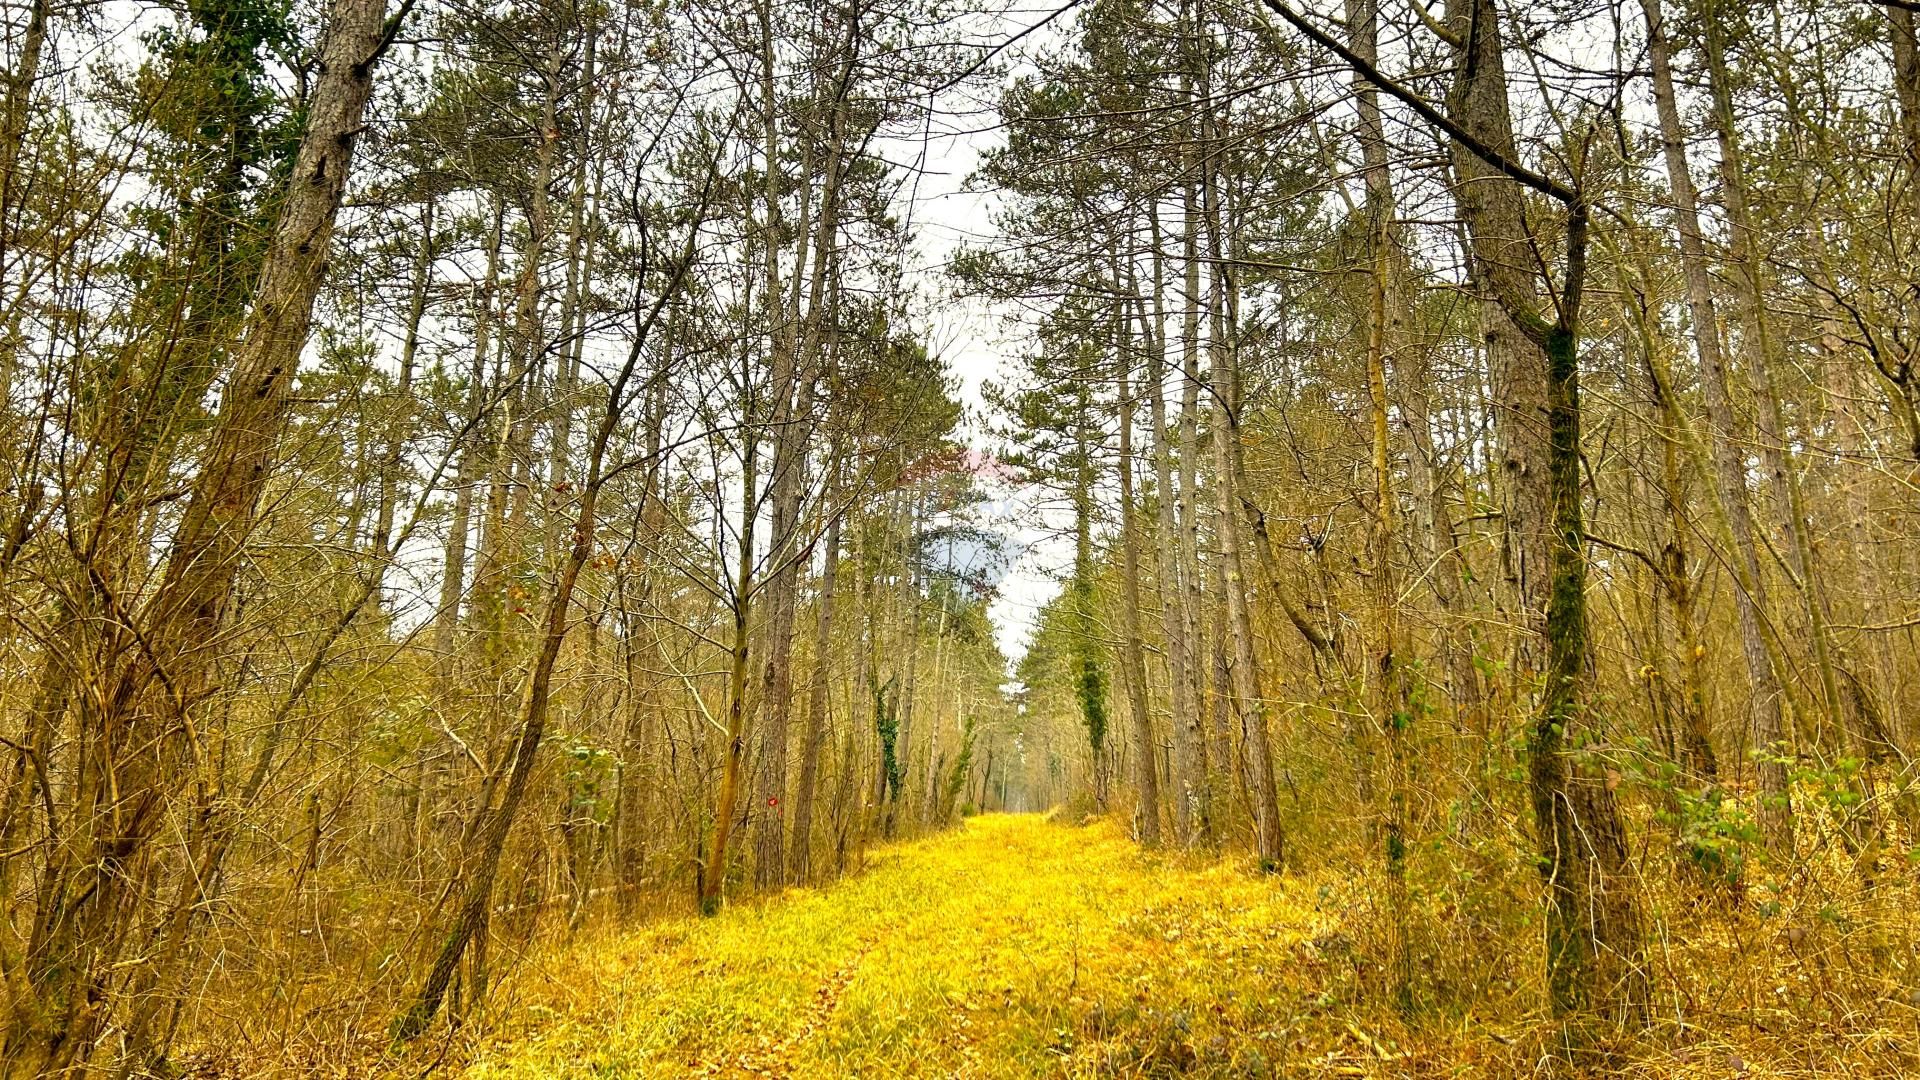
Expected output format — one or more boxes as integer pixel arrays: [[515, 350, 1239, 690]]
[[1177, 33, 1217, 837], [790, 452, 842, 883], [505, 43, 563, 547], [1198, 104, 1284, 868], [615, 320, 674, 908], [3, 0, 397, 1066], [778, 5, 858, 877], [1641, 0, 1790, 842], [922, 591, 950, 823], [1347, 0, 1412, 1010], [1215, 364, 1285, 871], [748, 0, 806, 889], [546, 17, 599, 512], [474, 42, 561, 706], [1114, 300, 1162, 846], [1808, 226, 1904, 762], [1351, 0, 1650, 1032], [1144, 216, 1204, 845], [704, 423, 758, 914], [1701, 10, 1843, 751]]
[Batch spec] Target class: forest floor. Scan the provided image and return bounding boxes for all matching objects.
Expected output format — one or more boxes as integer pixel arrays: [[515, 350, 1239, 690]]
[[458, 813, 1389, 1078], [442, 813, 1902, 1079]]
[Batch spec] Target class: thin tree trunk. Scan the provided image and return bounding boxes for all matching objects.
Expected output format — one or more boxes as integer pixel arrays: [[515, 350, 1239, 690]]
[[1143, 215, 1203, 845], [1641, 0, 1790, 841], [1175, 5, 1214, 824], [1070, 390, 1109, 811], [1114, 300, 1162, 846], [396, 199, 699, 1037], [1178, 137, 1215, 838], [1622, 270, 1718, 781], [437, 199, 505, 674], [922, 594, 950, 822], [373, 198, 436, 581], [1889, 3, 1920, 228], [1199, 106, 1284, 868], [747, 0, 808, 888], [0, 0, 49, 276], [897, 500, 925, 826], [1347, 0, 1412, 1010], [704, 423, 758, 914], [1701, 9, 1843, 750], [790, 449, 843, 883]]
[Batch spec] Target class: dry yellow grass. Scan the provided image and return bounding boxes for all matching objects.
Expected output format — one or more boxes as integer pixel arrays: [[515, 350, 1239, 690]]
[[462, 813, 1378, 1078], [445, 812, 1920, 1079]]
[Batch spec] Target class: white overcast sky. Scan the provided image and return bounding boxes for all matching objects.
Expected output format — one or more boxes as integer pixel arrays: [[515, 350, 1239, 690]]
[[888, 10, 1074, 670]]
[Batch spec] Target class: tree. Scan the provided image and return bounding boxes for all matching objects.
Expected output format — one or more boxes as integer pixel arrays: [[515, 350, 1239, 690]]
[[2, 0, 405, 1066], [1259, 0, 1647, 1032]]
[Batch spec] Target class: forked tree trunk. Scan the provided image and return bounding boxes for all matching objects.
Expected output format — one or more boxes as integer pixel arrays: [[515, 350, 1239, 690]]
[[1265, 0, 1649, 1032], [1438, 0, 1646, 1031]]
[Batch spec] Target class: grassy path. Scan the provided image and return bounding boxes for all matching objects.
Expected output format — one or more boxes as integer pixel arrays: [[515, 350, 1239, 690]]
[[466, 814, 1361, 1078]]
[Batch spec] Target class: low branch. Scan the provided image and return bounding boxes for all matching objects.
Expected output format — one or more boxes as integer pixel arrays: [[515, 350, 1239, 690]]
[[1251, 0, 1581, 208]]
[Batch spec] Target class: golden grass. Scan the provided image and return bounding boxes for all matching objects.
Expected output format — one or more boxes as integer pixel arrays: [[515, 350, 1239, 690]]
[[443, 811, 1920, 1079], [462, 813, 1374, 1078]]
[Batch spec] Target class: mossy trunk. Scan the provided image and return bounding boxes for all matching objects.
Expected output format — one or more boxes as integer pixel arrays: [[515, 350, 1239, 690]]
[[1535, 324, 1646, 1029]]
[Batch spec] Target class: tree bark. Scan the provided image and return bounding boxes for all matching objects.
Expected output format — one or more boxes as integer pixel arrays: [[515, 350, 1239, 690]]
[[1198, 102, 1284, 869], [1621, 267, 1719, 782], [704, 419, 758, 914], [1438, 0, 1645, 1031], [1114, 300, 1162, 847], [789, 453, 842, 883], [3, 0, 398, 1066], [1143, 215, 1204, 846], [1641, 0, 1790, 840], [1701, 9, 1844, 753], [1889, 2, 1920, 227], [1177, 12, 1217, 835], [1347, 0, 1412, 1011]]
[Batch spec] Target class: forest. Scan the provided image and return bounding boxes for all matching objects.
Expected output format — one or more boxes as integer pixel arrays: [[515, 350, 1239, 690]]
[[0, 0, 1917, 1074]]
